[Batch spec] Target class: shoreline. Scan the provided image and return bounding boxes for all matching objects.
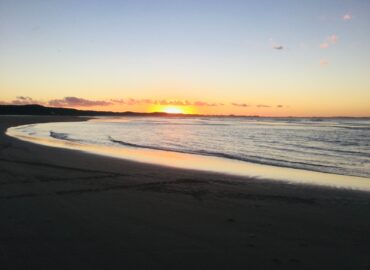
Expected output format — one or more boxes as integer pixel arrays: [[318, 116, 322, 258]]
[[6, 117, 370, 191], [1, 115, 369, 269]]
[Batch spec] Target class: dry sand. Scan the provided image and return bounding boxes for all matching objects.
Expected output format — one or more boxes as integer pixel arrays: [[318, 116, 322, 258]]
[[0, 116, 369, 270]]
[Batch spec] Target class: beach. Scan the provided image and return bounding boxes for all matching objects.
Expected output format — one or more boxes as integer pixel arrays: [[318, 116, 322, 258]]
[[1, 116, 369, 269]]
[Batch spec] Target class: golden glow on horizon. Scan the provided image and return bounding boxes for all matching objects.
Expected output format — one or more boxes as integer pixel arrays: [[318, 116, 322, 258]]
[[149, 104, 196, 114], [162, 107, 184, 114]]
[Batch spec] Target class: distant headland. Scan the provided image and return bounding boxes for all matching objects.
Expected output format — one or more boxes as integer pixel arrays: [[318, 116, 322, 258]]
[[0, 104, 258, 117], [0, 104, 190, 117], [0, 105, 368, 119]]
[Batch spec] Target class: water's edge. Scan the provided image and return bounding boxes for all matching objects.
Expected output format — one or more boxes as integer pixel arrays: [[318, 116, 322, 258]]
[[6, 122, 370, 192]]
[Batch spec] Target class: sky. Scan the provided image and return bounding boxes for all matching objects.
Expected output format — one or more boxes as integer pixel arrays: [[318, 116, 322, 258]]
[[1, 0, 369, 116]]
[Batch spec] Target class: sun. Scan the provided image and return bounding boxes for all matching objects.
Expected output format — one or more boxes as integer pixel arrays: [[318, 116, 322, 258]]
[[149, 104, 195, 114], [162, 107, 184, 114]]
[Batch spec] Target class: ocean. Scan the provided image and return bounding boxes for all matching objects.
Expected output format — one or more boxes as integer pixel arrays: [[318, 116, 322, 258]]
[[7, 116, 370, 190]]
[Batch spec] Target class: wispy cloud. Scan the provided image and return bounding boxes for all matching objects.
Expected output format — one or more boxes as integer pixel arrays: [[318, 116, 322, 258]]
[[342, 14, 352, 21], [112, 98, 223, 107], [328, 35, 338, 43], [48, 97, 112, 107], [231, 103, 284, 108], [111, 98, 151, 105], [320, 59, 329, 67], [320, 43, 330, 49], [193, 101, 224, 107], [231, 102, 249, 107], [0, 96, 44, 105], [269, 38, 285, 51], [156, 99, 194, 106], [272, 45, 284, 50], [3, 97, 289, 110], [320, 34, 338, 49], [13, 96, 39, 105], [1, 97, 225, 108]]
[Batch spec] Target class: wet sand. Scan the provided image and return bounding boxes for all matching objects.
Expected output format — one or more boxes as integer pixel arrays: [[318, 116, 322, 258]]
[[0, 116, 369, 269]]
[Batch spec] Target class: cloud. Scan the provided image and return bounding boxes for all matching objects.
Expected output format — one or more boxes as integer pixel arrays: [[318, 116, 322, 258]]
[[16, 96, 33, 101], [1, 96, 224, 108], [12, 96, 38, 105], [193, 101, 209, 106], [156, 100, 192, 106], [48, 97, 112, 107], [111, 98, 152, 105], [320, 59, 329, 67], [0, 96, 45, 105], [320, 34, 338, 49], [342, 14, 352, 21], [272, 45, 284, 50], [231, 102, 249, 107], [156, 99, 224, 107], [194, 101, 223, 106], [112, 98, 223, 107], [320, 43, 329, 49], [269, 38, 285, 51], [328, 35, 338, 44], [232, 103, 284, 108]]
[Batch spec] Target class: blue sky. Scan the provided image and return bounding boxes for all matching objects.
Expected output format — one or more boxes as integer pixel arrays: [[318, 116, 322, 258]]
[[1, 0, 369, 116]]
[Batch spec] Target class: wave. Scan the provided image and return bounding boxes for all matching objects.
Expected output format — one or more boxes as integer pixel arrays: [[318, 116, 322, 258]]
[[107, 136, 190, 153], [275, 142, 370, 158], [106, 136, 359, 177], [127, 122, 230, 126], [10, 119, 369, 179]]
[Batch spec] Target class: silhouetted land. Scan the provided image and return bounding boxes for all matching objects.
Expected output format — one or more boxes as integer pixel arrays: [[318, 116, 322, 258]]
[[1, 104, 368, 119], [0, 104, 178, 116]]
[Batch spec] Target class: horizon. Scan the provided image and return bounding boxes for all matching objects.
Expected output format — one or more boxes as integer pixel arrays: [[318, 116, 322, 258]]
[[1, 0, 370, 117], [1, 103, 370, 118]]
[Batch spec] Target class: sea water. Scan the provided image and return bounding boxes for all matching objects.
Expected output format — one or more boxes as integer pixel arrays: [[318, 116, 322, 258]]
[[7, 117, 370, 190]]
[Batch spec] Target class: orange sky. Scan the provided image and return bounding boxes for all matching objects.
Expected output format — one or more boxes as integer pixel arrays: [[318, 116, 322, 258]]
[[2, 95, 368, 117]]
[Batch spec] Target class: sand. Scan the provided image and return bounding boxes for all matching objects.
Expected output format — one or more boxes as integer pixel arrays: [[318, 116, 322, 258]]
[[0, 116, 369, 270]]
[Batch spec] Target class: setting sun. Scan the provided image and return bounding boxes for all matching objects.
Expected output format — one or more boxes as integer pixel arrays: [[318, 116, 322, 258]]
[[149, 104, 196, 114], [162, 107, 184, 114]]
